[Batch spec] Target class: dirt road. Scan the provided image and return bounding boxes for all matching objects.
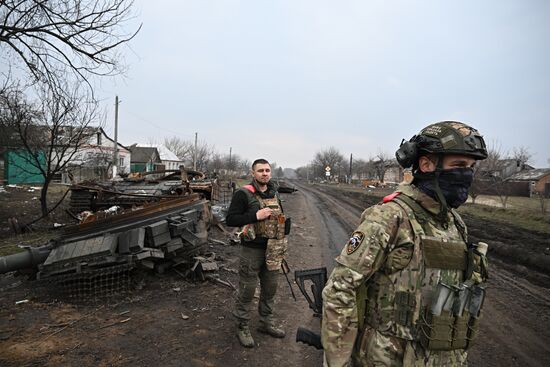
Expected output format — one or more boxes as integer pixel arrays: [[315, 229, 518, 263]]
[[1, 182, 549, 366], [295, 182, 550, 367]]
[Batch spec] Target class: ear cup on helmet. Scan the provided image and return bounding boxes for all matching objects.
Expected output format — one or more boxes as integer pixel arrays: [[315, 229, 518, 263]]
[[395, 139, 418, 168]]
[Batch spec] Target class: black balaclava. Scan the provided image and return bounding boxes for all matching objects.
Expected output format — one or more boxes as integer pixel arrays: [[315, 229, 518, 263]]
[[413, 155, 474, 221]]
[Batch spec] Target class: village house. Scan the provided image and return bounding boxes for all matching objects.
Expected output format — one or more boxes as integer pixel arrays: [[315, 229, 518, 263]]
[[128, 145, 163, 173], [508, 168, 550, 197], [60, 128, 131, 183], [134, 144, 184, 174], [1, 126, 130, 185]]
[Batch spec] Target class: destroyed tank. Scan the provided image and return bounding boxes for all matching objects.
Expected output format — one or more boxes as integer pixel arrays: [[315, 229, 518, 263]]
[[0, 193, 211, 298], [68, 168, 218, 213]]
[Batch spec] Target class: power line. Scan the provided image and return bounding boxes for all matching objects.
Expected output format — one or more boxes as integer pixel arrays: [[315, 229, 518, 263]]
[[124, 110, 196, 139]]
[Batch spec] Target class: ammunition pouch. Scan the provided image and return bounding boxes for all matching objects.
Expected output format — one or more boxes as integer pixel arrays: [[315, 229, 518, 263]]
[[418, 309, 454, 350], [418, 283, 485, 351], [284, 217, 291, 235], [394, 291, 416, 327], [466, 246, 489, 284], [418, 309, 482, 351]]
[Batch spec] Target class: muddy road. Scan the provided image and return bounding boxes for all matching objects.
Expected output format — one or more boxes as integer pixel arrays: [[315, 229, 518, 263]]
[[295, 182, 550, 367], [1, 182, 549, 366]]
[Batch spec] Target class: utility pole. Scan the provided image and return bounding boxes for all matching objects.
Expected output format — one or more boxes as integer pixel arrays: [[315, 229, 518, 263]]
[[193, 132, 198, 171], [349, 153, 353, 184], [112, 95, 119, 178]]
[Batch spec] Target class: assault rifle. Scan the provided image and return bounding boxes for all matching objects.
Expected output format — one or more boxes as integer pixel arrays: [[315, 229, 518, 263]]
[[294, 267, 327, 350]]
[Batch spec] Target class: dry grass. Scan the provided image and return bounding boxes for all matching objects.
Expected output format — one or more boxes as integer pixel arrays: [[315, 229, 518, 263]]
[[460, 195, 550, 235]]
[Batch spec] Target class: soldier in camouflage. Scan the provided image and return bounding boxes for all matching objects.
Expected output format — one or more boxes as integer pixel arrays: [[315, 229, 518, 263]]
[[226, 159, 288, 348], [321, 121, 490, 366]]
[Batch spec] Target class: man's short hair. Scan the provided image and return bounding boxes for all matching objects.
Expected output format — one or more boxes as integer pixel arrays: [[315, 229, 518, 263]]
[[252, 158, 270, 170]]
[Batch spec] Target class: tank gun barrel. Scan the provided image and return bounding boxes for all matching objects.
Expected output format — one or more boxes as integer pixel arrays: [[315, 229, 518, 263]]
[[0, 245, 51, 274]]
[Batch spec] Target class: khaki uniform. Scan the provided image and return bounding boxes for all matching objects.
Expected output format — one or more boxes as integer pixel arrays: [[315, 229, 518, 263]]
[[321, 183, 487, 367]]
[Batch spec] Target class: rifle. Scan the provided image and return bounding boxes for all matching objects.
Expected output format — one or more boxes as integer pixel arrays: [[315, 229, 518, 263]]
[[294, 267, 327, 349], [281, 259, 296, 301]]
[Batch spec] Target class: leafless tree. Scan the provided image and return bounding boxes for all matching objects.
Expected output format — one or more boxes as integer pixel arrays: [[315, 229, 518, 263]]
[[274, 166, 284, 179], [163, 136, 214, 171], [312, 147, 345, 180], [373, 150, 392, 183], [294, 165, 308, 180], [511, 146, 533, 169], [0, 0, 141, 89], [535, 190, 548, 215], [164, 137, 194, 163], [0, 81, 101, 216], [208, 153, 224, 173], [470, 143, 510, 208]]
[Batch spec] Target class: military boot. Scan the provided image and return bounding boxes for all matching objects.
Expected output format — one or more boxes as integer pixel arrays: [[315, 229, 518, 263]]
[[237, 323, 255, 348], [257, 321, 286, 338]]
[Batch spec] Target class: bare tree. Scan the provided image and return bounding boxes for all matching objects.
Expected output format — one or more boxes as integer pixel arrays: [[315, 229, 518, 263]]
[[373, 150, 392, 183], [163, 136, 214, 171], [470, 143, 511, 208], [195, 141, 214, 171], [535, 191, 548, 215], [0, 82, 101, 216], [511, 146, 533, 169], [208, 153, 224, 173], [164, 137, 193, 163], [274, 167, 284, 179], [0, 0, 141, 89], [312, 147, 345, 180]]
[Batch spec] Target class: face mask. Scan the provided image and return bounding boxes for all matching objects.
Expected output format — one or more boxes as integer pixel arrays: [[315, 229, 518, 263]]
[[416, 167, 474, 208]]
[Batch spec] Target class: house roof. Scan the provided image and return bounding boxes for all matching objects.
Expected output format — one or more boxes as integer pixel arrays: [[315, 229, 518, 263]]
[[135, 144, 181, 162], [496, 159, 535, 170], [509, 168, 550, 181], [98, 127, 130, 151], [128, 145, 161, 163]]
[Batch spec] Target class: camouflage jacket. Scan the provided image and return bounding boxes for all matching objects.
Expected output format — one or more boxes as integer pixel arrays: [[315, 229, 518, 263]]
[[321, 183, 472, 367]]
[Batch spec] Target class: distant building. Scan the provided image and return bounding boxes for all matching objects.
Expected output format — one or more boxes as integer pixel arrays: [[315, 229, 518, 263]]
[[135, 144, 184, 173], [61, 127, 131, 183], [481, 159, 535, 180], [383, 160, 405, 184], [1, 126, 130, 185], [128, 145, 163, 173], [509, 168, 550, 196]]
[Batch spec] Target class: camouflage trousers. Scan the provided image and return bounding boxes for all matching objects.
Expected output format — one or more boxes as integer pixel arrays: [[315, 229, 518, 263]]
[[233, 246, 279, 325], [351, 326, 468, 367]]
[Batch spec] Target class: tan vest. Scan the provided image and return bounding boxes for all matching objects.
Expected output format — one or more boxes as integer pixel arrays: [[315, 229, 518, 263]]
[[240, 186, 288, 271]]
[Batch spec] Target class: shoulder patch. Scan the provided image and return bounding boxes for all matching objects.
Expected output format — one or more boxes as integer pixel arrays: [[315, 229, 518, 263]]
[[346, 231, 365, 255], [383, 192, 400, 203]]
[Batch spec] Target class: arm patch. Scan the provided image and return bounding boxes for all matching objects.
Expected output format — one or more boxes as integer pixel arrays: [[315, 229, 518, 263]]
[[346, 231, 365, 254]]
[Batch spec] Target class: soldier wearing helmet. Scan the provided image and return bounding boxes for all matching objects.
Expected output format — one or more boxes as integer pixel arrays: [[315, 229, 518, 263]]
[[321, 121, 489, 366]]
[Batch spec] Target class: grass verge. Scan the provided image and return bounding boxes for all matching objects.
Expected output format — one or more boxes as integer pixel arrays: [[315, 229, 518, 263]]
[[458, 203, 550, 235]]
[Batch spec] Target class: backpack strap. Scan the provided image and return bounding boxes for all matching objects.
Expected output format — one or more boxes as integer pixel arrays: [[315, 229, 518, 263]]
[[450, 209, 468, 243]]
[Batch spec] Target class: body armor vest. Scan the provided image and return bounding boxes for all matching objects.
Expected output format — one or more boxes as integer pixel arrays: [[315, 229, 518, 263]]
[[240, 186, 285, 240], [362, 195, 487, 351], [240, 186, 288, 271]]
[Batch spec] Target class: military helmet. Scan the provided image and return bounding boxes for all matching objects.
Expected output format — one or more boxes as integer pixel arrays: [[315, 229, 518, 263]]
[[396, 121, 488, 168]]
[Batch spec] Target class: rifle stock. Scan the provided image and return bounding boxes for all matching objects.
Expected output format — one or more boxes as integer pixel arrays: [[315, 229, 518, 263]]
[[294, 267, 328, 350], [296, 327, 323, 350]]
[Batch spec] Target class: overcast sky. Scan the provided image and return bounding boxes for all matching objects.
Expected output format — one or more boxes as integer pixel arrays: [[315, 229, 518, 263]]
[[97, 0, 550, 169]]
